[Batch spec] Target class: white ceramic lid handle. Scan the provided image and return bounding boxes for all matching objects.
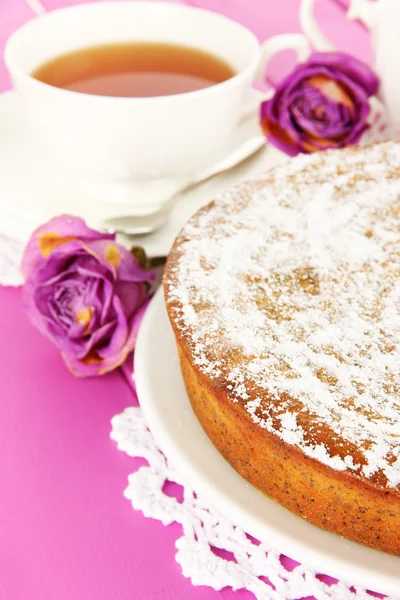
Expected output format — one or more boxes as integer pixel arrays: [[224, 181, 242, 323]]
[[347, 0, 376, 27], [299, 0, 336, 51]]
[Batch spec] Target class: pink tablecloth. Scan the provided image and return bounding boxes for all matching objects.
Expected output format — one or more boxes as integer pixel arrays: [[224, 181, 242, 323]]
[[0, 2, 374, 600]]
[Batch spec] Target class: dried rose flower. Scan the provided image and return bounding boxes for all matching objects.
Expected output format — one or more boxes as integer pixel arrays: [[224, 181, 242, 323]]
[[22, 215, 154, 377], [260, 52, 379, 156]]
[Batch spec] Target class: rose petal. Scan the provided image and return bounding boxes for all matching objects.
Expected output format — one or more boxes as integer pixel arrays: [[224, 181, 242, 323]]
[[260, 67, 327, 153], [22, 215, 115, 280], [114, 279, 147, 320], [260, 101, 303, 156], [290, 89, 354, 139], [307, 75, 354, 107], [308, 68, 371, 109], [341, 119, 369, 146], [261, 114, 302, 156], [73, 320, 118, 359], [63, 297, 151, 377], [95, 294, 129, 359], [23, 244, 115, 352], [306, 52, 379, 96], [267, 64, 332, 104], [84, 240, 155, 284], [29, 281, 106, 357]]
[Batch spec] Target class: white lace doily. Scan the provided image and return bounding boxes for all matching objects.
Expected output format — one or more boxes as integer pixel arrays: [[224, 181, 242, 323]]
[[111, 406, 397, 600]]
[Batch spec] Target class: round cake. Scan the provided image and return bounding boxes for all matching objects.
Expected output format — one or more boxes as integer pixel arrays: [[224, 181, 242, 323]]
[[163, 141, 400, 554]]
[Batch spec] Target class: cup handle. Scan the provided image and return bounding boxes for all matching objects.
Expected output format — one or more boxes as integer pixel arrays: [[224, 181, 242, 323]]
[[240, 33, 312, 121]]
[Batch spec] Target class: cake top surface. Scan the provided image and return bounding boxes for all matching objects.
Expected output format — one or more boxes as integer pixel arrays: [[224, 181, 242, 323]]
[[164, 142, 400, 490]]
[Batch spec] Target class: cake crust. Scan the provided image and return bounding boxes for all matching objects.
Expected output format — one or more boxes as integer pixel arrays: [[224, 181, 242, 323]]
[[174, 336, 400, 554], [163, 142, 400, 554]]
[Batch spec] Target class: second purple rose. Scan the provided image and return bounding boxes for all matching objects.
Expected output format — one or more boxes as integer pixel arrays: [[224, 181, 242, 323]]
[[260, 52, 379, 156]]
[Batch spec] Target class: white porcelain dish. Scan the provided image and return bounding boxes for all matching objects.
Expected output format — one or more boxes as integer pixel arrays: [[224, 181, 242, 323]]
[[134, 289, 400, 598]]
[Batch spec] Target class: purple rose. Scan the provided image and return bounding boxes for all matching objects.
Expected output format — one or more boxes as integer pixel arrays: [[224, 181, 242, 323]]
[[260, 52, 379, 156], [22, 215, 155, 377]]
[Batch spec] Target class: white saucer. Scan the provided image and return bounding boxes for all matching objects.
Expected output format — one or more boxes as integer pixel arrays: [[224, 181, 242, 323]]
[[134, 289, 400, 598], [0, 90, 286, 258]]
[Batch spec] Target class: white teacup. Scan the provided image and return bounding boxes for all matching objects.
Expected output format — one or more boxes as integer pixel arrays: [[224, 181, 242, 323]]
[[4, 1, 307, 205]]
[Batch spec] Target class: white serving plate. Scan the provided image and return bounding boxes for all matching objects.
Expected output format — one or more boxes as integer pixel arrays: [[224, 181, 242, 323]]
[[135, 289, 400, 598]]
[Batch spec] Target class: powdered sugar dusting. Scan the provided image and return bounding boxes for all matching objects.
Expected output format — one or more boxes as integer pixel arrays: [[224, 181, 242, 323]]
[[165, 142, 400, 489]]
